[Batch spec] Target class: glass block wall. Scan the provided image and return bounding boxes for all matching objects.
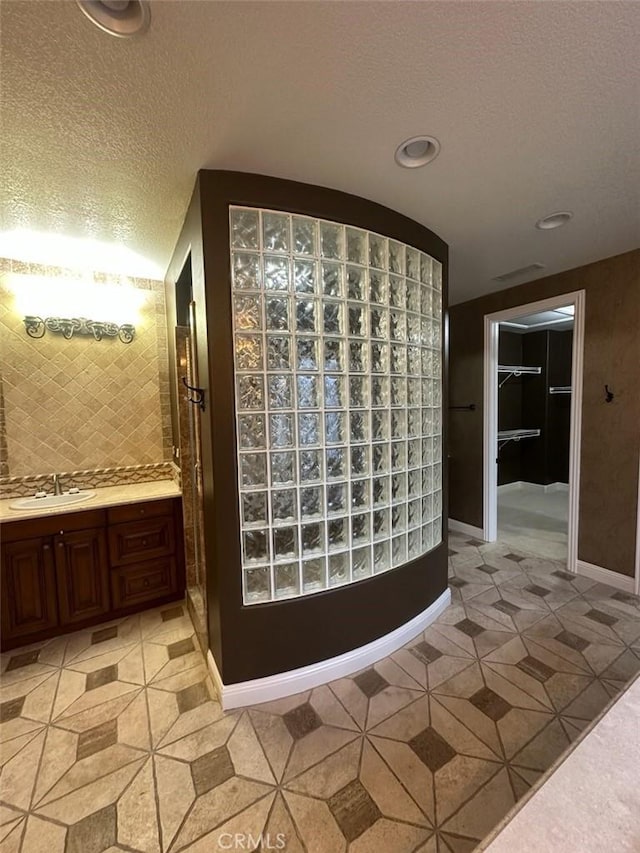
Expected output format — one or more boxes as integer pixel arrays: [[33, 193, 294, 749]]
[[229, 207, 443, 604]]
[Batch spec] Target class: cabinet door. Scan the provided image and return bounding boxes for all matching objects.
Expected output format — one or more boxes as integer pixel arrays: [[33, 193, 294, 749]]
[[1, 538, 58, 643], [55, 528, 110, 625]]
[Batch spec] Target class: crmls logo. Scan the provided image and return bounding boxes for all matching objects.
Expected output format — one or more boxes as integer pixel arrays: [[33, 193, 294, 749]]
[[218, 833, 287, 850]]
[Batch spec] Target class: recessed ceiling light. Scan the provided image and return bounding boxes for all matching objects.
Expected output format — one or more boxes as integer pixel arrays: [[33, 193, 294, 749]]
[[77, 0, 150, 38], [535, 211, 573, 230], [395, 135, 441, 168]]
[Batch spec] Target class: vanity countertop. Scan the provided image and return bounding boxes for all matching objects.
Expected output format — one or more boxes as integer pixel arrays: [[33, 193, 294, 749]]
[[0, 479, 181, 523]]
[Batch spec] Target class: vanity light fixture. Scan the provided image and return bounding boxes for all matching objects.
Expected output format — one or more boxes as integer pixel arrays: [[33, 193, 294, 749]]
[[76, 0, 150, 38], [394, 135, 441, 168], [24, 316, 136, 343], [535, 211, 573, 230]]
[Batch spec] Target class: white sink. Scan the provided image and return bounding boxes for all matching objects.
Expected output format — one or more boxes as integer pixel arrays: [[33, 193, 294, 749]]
[[10, 491, 96, 511]]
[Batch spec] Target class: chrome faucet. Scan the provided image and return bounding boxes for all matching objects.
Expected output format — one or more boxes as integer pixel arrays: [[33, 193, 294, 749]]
[[52, 474, 63, 496]]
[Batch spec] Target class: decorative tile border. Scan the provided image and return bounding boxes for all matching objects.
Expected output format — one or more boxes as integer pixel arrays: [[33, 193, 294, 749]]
[[0, 462, 175, 499]]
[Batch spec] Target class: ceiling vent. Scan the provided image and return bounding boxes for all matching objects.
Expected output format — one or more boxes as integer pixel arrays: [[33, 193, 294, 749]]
[[492, 263, 545, 283]]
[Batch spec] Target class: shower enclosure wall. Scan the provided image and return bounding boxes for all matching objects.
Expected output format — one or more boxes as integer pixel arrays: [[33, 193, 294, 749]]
[[165, 171, 449, 691]]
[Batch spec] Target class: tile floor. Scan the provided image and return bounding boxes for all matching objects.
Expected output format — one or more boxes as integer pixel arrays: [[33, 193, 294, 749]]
[[2, 530, 640, 853], [498, 484, 568, 561]]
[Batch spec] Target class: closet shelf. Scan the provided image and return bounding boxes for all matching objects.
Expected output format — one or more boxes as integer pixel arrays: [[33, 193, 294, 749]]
[[498, 365, 542, 389], [497, 428, 541, 450], [549, 386, 572, 395]]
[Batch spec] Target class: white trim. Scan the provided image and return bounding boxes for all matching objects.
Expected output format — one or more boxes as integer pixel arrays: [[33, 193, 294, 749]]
[[483, 290, 585, 573], [448, 518, 486, 539], [207, 589, 451, 710], [576, 560, 636, 594]]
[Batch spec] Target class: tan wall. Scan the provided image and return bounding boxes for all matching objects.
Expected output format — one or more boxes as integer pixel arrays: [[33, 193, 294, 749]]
[[0, 259, 172, 479], [449, 250, 640, 577]]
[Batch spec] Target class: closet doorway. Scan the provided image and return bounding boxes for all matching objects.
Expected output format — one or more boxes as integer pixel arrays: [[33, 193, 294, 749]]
[[483, 291, 585, 569]]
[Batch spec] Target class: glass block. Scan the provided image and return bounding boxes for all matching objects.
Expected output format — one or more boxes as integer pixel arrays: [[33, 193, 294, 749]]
[[369, 271, 388, 305], [432, 350, 441, 378], [406, 247, 420, 280], [264, 255, 289, 291], [351, 445, 369, 476], [300, 486, 323, 519], [274, 563, 300, 599], [433, 261, 442, 291], [350, 376, 368, 408], [391, 441, 406, 471], [352, 513, 370, 545], [302, 558, 326, 592], [373, 508, 390, 539], [408, 469, 421, 499], [271, 489, 297, 523], [351, 479, 369, 510], [322, 263, 343, 298], [293, 216, 316, 256], [234, 294, 262, 330], [434, 489, 442, 514], [372, 443, 389, 474], [390, 344, 407, 375], [389, 275, 405, 308], [370, 343, 388, 373], [236, 335, 263, 372], [422, 437, 434, 466], [324, 375, 345, 408], [326, 482, 347, 514], [434, 464, 442, 490], [269, 413, 293, 448], [421, 286, 433, 317], [350, 411, 369, 444], [263, 211, 290, 253], [407, 439, 421, 469], [328, 518, 347, 551], [346, 227, 367, 265], [408, 498, 421, 529], [392, 473, 407, 503], [302, 522, 324, 555], [293, 338, 317, 372], [347, 266, 366, 301], [408, 346, 421, 376], [326, 447, 346, 479], [320, 221, 343, 260], [267, 375, 292, 409], [422, 466, 433, 496], [373, 540, 391, 574], [389, 310, 405, 342], [391, 410, 406, 440], [237, 375, 264, 410], [432, 319, 441, 347], [433, 382, 442, 408], [238, 413, 266, 449], [349, 342, 368, 373], [408, 529, 422, 560], [419, 253, 432, 285], [244, 567, 271, 603], [392, 534, 407, 566], [407, 313, 421, 344], [372, 476, 390, 506], [370, 307, 388, 339], [388, 240, 405, 274], [231, 208, 259, 250], [408, 378, 422, 406], [390, 377, 406, 407], [422, 523, 433, 552], [422, 494, 433, 523], [298, 412, 321, 446], [242, 491, 268, 526], [240, 453, 267, 488], [294, 259, 317, 294], [348, 304, 367, 337], [296, 299, 318, 333], [408, 409, 421, 438], [369, 233, 387, 269], [422, 408, 433, 437], [328, 552, 349, 585], [352, 547, 372, 579], [232, 253, 261, 291], [267, 335, 291, 371], [323, 339, 344, 372], [273, 526, 298, 560], [421, 317, 433, 347], [270, 452, 295, 485], [299, 449, 322, 482], [433, 291, 442, 319], [242, 530, 269, 563], [297, 374, 319, 409], [371, 376, 389, 407], [371, 409, 389, 442], [325, 411, 346, 445], [407, 281, 420, 314], [265, 297, 289, 331], [323, 301, 344, 335], [421, 347, 433, 377]]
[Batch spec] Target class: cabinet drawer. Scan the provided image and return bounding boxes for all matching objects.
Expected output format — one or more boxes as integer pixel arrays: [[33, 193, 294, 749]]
[[111, 559, 177, 608], [109, 516, 175, 566], [107, 499, 174, 525]]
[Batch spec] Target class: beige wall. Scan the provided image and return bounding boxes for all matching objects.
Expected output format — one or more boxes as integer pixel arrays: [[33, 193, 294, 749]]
[[0, 258, 172, 480], [449, 250, 640, 577]]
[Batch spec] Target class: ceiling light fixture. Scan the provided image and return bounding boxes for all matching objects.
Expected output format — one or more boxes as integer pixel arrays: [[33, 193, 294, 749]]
[[395, 135, 441, 168], [76, 0, 150, 38], [535, 211, 573, 230]]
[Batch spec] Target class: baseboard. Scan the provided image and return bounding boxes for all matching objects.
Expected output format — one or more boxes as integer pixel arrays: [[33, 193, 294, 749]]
[[545, 482, 569, 493], [575, 560, 636, 593], [207, 588, 452, 710], [448, 518, 486, 539]]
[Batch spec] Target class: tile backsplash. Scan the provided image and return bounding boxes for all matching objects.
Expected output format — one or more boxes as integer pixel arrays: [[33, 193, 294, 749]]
[[0, 258, 173, 485]]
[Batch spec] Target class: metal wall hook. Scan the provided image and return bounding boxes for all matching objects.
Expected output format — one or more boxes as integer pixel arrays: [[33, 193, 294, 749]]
[[182, 377, 206, 411], [605, 385, 614, 403]]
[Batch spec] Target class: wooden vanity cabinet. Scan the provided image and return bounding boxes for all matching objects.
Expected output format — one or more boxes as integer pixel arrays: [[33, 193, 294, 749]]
[[1, 537, 58, 641], [54, 527, 110, 625]]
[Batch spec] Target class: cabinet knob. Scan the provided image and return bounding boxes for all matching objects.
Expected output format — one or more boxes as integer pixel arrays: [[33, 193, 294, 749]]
[[143, 578, 150, 587], [59, 530, 64, 535], [57, 542, 63, 548], [139, 509, 145, 515], [142, 539, 148, 547], [43, 544, 50, 551]]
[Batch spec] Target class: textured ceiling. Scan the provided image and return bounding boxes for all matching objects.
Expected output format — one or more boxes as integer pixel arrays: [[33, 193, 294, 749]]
[[1, 0, 638, 303]]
